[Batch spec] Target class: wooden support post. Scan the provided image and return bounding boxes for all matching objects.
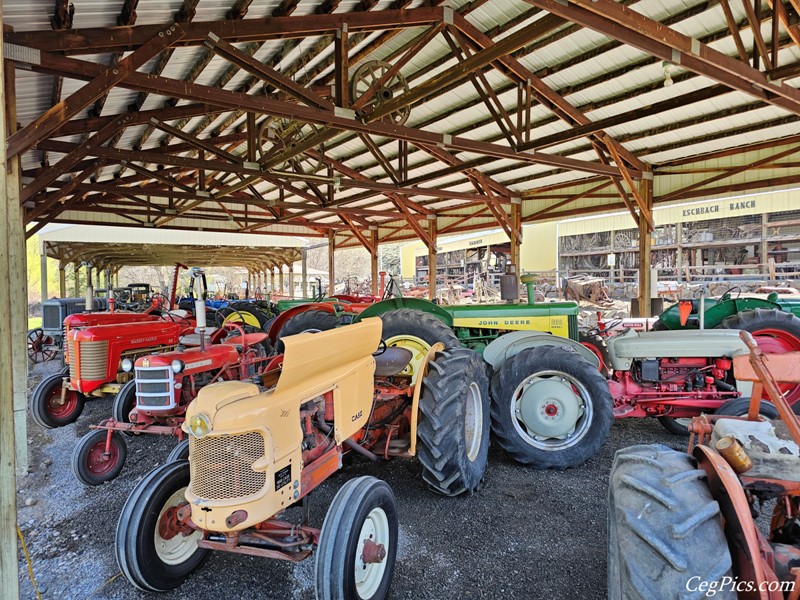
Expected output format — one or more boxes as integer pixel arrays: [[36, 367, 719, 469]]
[[270, 269, 276, 294], [105, 268, 111, 296], [1, 25, 25, 596], [334, 25, 349, 107], [510, 200, 522, 269], [675, 224, 683, 282], [328, 231, 336, 297], [371, 229, 379, 297], [761, 213, 769, 275], [288, 266, 294, 299], [637, 176, 654, 317], [59, 265, 66, 298], [301, 249, 308, 299], [40, 243, 48, 302], [73, 264, 80, 297], [427, 217, 438, 301], [278, 268, 284, 297]]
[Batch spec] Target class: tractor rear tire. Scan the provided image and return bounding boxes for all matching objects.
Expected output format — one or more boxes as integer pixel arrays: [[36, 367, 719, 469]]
[[316, 476, 398, 600], [656, 416, 694, 436], [166, 439, 190, 462], [30, 372, 86, 429], [417, 348, 490, 496], [490, 345, 613, 468], [112, 379, 137, 437], [578, 332, 611, 375], [378, 308, 459, 349], [116, 461, 207, 592], [650, 319, 669, 331], [714, 397, 779, 420], [719, 308, 800, 407], [72, 429, 128, 486], [228, 302, 273, 329], [608, 444, 734, 600], [275, 309, 340, 353]]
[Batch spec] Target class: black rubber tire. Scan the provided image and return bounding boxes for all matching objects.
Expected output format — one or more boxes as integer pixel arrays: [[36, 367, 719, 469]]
[[228, 301, 273, 329], [112, 379, 137, 437], [607, 444, 734, 600], [719, 308, 800, 406], [714, 397, 779, 420], [656, 416, 694, 436], [417, 348, 491, 496], [166, 439, 190, 462], [578, 332, 611, 375], [71, 429, 128, 486], [378, 308, 459, 350], [650, 319, 669, 331], [29, 372, 85, 429], [116, 461, 208, 592], [275, 309, 340, 353], [490, 345, 613, 468], [316, 476, 398, 600]]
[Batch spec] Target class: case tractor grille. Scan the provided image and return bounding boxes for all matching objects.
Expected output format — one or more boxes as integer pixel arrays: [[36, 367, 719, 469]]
[[72, 340, 108, 380], [189, 432, 266, 501], [42, 305, 61, 331], [135, 366, 174, 409]]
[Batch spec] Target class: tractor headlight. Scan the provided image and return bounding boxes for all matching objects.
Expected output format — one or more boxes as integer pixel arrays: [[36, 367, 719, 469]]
[[121, 358, 134, 372], [188, 413, 212, 438], [171, 359, 185, 374]]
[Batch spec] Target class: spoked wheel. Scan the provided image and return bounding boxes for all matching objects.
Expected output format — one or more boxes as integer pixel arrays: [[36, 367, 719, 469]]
[[719, 308, 800, 407], [72, 429, 128, 486], [418, 348, 490, 496], [166, 439, 190, 462], [490, 345, 613, 468], [29, 372, 85, 429], [316, 476, 398, 600], [116, 461, 207, 592], [27, 328, 57, 363], [112, 379, 138, 437]]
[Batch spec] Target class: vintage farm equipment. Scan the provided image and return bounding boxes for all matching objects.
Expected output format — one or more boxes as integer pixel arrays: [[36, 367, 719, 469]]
[[71, 323, 275, 486], [28, 297, 110, 363], [114, 316, 489, 597], [608, 331, 800, 599]]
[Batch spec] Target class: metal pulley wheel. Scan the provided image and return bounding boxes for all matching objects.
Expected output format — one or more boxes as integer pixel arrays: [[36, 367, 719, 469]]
[[350, 60, 411, 125], [256, 117, 324, 175]]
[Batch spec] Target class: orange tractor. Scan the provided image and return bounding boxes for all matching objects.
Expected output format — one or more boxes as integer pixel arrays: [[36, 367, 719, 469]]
[[608, 332, 800, 599]]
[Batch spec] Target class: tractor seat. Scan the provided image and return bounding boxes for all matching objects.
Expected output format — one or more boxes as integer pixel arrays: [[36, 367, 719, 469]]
[[180, 328, 217, 347], [223, 332, 268, 347], [374, 346, 413, 377], [166, 309, 191, 319], [712, 418, 800, 483]]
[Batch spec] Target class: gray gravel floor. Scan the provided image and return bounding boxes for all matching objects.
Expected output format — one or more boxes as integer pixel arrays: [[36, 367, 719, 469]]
[[17, 363, 687, 600]]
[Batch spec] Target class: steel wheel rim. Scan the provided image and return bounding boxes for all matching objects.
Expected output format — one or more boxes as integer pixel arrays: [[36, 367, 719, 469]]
[[753, 328, 800, 402], [354, 506, 390, 598], [46, 386, 78, 419], [155, 487, 201, 565], [580, 341, 606, 372], [222, 311, 261, 328], [510, 370, 592, 450], [464, 381, 483, 462], [385, 334, 430, 383], [86, 436, 121, 476]]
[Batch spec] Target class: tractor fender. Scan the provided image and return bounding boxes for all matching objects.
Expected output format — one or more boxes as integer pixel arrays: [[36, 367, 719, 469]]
[[267, 302, 338, 342], [352, 297, 453, 327], [483, 331, 599, 370]]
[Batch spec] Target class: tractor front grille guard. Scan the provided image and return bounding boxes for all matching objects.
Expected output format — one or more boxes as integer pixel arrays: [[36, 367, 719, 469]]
[[134, 366, 176, 410], [189, 431, 267, 501], [68, 340, 108, 381]]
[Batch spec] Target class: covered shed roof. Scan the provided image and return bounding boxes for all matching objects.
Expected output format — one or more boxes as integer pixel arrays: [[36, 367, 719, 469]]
[[4, 0, 800, 251]]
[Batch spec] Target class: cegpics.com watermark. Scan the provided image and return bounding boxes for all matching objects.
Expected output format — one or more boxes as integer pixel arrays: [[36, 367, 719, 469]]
[[687, 576, 795, 596]]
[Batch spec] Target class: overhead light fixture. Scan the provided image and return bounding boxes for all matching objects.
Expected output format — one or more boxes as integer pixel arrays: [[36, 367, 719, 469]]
[[662, 61, 674, 88]]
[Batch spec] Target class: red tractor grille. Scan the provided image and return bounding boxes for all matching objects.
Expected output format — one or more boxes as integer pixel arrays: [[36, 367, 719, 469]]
[[135, 366, 175, 410], [189, 431, 266, 501]]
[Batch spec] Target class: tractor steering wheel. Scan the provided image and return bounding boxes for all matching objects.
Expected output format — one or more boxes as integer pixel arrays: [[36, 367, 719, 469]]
[[161, 312, 193, 326], [719, 286, 741, 301], [373, 339, 388, 356]]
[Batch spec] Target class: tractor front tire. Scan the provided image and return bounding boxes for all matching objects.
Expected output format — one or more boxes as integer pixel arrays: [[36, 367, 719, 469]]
[[719, 308, 800, 407], [72, 429, 128, 486], [316, 476, 398, 600], [656, 416, 694, 436], [30, 373, 85, 429], [490, 345, 613, 468], [116, 461, 207, 592], [417, 348, 490, 496], [608, 444, 734, 600], [112, 379, 138, 437], [166, 439, 190, 462], [578, 332, 611, 375], [714, 397, 779, 420], [275, 309, 340, 353]]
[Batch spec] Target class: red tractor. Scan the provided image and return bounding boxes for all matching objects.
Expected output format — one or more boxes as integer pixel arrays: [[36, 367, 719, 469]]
[[30, 317, 194, 429], [71, 325, 277, 485]]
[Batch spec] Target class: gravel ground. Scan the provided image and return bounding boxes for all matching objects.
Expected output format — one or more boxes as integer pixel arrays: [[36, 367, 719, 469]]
[[17, 363, 688, 600]]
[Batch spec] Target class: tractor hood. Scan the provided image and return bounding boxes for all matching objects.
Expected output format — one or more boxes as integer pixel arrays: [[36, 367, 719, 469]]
[[63, 312, 158, 328], [606, 329, 749, 371], [135, 343, 239, 374]]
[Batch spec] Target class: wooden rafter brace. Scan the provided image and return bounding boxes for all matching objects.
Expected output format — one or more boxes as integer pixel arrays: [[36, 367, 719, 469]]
[[24, 161, 105, 226], [6, 24, 185, 159], [472, 172, 518, 240], [602, 139, 653, 231], [338, 213, 377, 257]]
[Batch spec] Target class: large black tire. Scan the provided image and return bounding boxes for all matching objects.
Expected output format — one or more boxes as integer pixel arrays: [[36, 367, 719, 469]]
[[650, 319, 669, 331], [116, 461, 208, 592], [166, 439, 190, 462], [228, 301, 273, 329], [275, 309, 340, 353], [316, 476, 398, 600], [578, 331, 611, 375], [714, 397, 779, 420], [490, 345, 613, 468], [719, 308, 800, 406], [112, 379, 137, 437], [608, 444, 734, 600], [656, 416, 694, 436], [417, 348, 490, 496], [378, 308, 459, 350], [29, 372, 85, 429], [71, 429, 128, 486]]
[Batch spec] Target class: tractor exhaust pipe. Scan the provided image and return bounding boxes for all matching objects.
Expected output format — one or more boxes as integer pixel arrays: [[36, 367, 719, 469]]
[[195, 299, 207, 352], [500, 264, 519, 303], [699, 295, 705, 330]]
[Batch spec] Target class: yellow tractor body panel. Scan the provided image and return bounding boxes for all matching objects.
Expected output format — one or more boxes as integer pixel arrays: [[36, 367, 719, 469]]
[[452, 315, 571, 338], [184, 319, 382, 533]]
